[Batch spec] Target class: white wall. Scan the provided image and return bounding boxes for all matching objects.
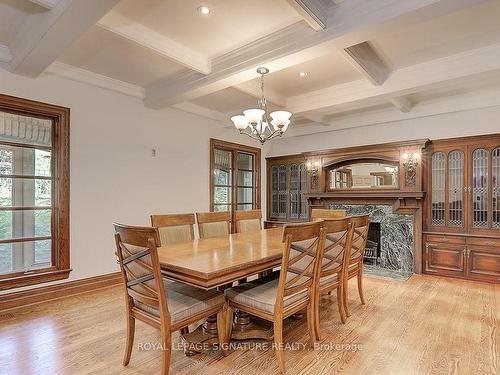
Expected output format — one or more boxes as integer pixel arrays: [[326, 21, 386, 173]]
[[268, 106, 500, 156], [0, 69, 264, 293]]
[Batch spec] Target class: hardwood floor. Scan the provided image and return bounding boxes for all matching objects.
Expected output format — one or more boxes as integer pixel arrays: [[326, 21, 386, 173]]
[[0, 275, 498, 375]]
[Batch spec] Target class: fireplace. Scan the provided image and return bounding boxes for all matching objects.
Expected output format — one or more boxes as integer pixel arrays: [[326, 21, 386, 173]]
[[364, 222, 381, 265]]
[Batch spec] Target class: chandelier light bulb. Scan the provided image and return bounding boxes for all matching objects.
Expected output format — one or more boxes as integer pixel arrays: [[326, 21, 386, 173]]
[[231, 115, 248, 130], [243, 109, 265, 124]]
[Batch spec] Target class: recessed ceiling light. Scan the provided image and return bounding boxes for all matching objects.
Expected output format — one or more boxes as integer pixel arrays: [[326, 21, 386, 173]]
[[299, 72, 308, 77], [198, 5, 210, 15]]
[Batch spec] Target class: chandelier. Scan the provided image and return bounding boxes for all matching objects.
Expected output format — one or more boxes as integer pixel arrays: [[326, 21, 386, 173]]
[[231, 67, 292, 145]]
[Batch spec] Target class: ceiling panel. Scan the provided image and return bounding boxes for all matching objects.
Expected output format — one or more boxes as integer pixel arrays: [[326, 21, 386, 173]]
[[0, 0, 45, 46], [106, 0, 302, 57], [248, 50, 363, 97], [371, 0, 500, 70], [58, 26, 185, 86]]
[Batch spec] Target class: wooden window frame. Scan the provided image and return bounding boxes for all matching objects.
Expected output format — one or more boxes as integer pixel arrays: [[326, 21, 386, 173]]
[[209, 139, 261, 232], [0, 94, 70, 290]]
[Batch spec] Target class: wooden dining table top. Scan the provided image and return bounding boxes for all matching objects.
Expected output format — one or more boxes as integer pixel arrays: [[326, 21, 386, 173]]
[[157, 227, 285, 290]]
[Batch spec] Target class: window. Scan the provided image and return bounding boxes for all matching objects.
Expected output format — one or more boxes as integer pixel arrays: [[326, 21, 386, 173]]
[[0, 94, 70, 290], [210, 139, 261, 231]]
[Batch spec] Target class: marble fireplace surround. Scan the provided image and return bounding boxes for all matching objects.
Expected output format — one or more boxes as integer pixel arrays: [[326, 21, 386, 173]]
[[329, 204, 414, 273]]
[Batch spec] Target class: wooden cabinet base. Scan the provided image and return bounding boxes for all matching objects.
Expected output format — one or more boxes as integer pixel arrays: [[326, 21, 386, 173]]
[[423, 233, 500, 283]]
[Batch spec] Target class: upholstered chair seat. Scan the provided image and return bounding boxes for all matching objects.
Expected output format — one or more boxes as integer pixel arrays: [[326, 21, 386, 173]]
[[225, 277, 308, 314], [135, 280, 225, 323]]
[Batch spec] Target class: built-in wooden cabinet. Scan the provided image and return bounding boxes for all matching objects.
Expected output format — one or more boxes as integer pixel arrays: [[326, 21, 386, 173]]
[[267, 155, 308, 223], [423, 135, 500, 283]]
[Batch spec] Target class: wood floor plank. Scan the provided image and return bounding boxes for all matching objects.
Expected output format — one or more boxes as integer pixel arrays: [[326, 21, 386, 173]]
[[0, 275, 498, 375]]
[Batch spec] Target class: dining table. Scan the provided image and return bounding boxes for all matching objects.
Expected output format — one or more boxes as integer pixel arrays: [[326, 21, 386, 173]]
[[157, 227, 286, 354]]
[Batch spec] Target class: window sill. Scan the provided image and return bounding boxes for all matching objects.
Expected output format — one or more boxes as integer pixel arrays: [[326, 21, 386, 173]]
[[0, 268, 72, 291]]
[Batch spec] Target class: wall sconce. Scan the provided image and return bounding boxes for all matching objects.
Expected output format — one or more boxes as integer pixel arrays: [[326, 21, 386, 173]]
[[402, 152, 419, 187], [307, 160, 321, 190]]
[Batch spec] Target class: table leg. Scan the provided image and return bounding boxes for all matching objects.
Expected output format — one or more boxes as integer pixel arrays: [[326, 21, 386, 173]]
[[231, 309, 273, 341], [180, 315, 219, 356]]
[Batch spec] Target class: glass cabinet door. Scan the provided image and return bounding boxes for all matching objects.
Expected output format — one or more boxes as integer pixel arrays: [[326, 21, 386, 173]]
[[468, 145, 500, 232], [493, 147, 500, 229], [289, 164, 299, 219], [278, 164, 287, 219], [299, 163, 308, 220], [430, 149, 466, 230]]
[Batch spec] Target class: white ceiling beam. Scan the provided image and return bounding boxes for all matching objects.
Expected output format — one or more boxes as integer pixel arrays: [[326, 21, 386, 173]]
[[287, 86, 500, 137], [97, 13, 210, 75], [341, 41, 390, 86], [285, 0, 330, 31], [287, 42, 500, 115], [29, 0, 59, 10], [391, 96, 413, 113], [9, 0, 120, 77], [144, 0, 484, 109]]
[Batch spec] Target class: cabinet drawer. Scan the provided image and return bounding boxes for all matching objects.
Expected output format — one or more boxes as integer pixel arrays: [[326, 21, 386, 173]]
[[425, 235, 465, 245], [467, 245, 500, 283], [466, 237, 500, 247], [424, 241, 466, 277]]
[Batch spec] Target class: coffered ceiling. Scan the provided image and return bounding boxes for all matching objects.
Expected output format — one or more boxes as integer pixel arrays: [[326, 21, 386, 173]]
[[1, 0, 499, 138]]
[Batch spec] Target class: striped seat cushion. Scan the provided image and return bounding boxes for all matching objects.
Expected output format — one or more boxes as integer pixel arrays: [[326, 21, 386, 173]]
[[135, 280, 224, 324], [225, 276, 308, 314]]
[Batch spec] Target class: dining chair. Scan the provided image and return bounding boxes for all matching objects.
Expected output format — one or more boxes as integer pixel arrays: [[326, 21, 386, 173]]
[[196, 211, 231, 238], [113, 223, 226, 375], [310, 208, 347, 221], [221, 221, 326, 374], [343, 215, 370, 317], [316, 218, 354, 335], [150, 213, 196, 335], [234, 209, 262, 233], [150, 213, 195, 245]]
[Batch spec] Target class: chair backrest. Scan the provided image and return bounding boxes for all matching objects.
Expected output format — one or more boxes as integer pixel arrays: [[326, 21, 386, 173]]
[[196, 211, 231, 239], [310, 208, 347, 221], [234, 209, 262, 233], [275, 221, 326, 312], [113, 223, 170, 324], [320, 218, 354, 278], [150, 213, 195, 245], [348, 215, 370, 265]]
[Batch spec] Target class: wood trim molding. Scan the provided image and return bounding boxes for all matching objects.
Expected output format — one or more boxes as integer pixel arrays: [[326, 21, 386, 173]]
[[0, 93, 71, 290], [0, 272, 122, 312]]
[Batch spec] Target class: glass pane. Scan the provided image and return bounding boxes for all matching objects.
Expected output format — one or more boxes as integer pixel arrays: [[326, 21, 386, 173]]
[[0, 146, 51, 177], [237, 187, 253, 204], [237, 204, 253, 211], [448, 151, 464, 227], [431, 152, 445, 226], [214, 187, 231, 205], [237, 170, 253, 187], [0, 239, 52, 275], [0, 178, 51, 206], [472, 149, 488, 228], [214, 149, 231, 169], [271, 166, 278, 217], [0, 111, 52, 147], [0, 209, 51, 240], [278, 165, 287, 219], [290, 164, 299, 219], [299, 163, 308, 220], [328, 162, 398, 189], [35, 240, 51, 264], [493, 148, 500, 229], [0, 243, 12, 274], [237, 153, 253, 170], [213, 168, 231, 185], [213, 204, 230, 212]]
